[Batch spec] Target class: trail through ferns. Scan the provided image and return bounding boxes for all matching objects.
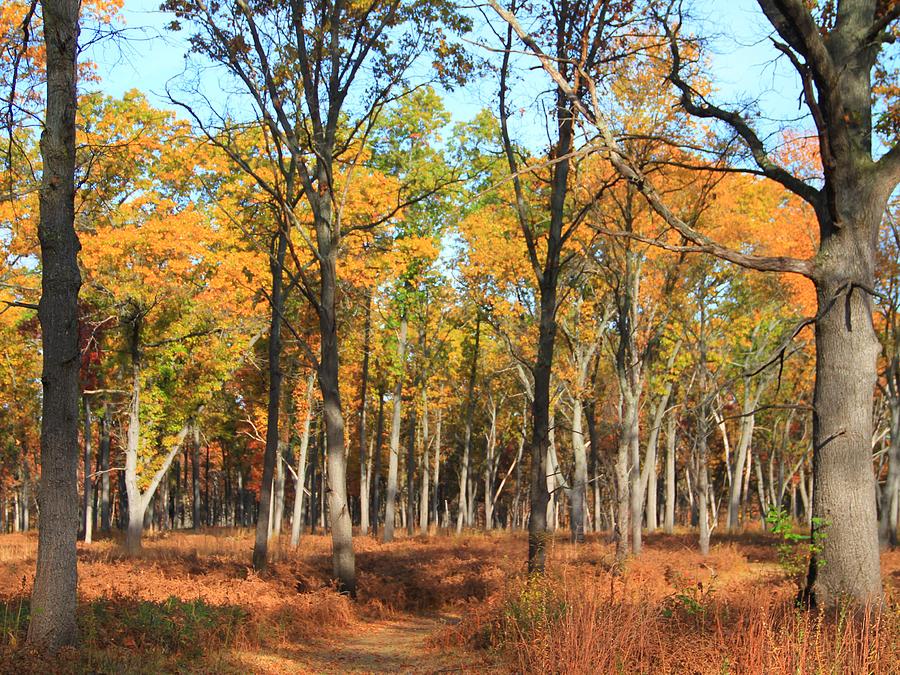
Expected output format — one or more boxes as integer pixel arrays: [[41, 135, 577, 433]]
[[0, 530, 897, 673]]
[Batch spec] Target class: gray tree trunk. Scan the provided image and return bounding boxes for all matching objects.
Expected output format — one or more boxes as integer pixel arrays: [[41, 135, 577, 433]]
[[192, 423, 201, 529], [27, 0, 82, 650], [405, 399, 417, 536], [664, 407, 677, 534], [456, 318, 479, 534], [431, 409, 441, 530], [290, 373, 315, 547], [358, 291, 372, 535], [570, 397, 587, 542], [82, 396, 93, 544], [371, 390, 385, 537], [879, 376, 900, 547], [99, 405, 111, 532], [419, 392, 430, 533], [384, 312, 408, 543], [252, 228, 287, 570]]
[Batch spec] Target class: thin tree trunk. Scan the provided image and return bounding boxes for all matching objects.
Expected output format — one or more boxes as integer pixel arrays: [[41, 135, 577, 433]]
[[124, 319, 145, 554], [419, 392, 430, 533], [585, 400, 602, 534], [273, 441, 286, 537], [192, 423, 201, 529], [82, 396, 93, 544], [457, 317, 480, 534], [697, 309, 711, 557], [431, 408, 441, 530], [570, 397, 587, 542], [664, 406, 677, 534], [291, 373, 315, 547], [879, 396, 900, 547], [99, 404, 111, 532], [406, 399, 417, 537], [358, 290, 372, 535], [372, 389, 385, 538], [727, 377, 764, 531], [384, 312, 408, 543], [484, 397, 498, 531], [253, 228, 287, 570]]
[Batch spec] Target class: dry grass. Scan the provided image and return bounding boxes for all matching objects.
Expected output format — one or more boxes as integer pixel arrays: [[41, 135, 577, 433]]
[[0, 528, 896, 673], [444, 530, 900, 674]]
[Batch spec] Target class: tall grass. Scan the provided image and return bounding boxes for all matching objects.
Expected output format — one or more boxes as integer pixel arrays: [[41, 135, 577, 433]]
[[491, 575, 899, 674]]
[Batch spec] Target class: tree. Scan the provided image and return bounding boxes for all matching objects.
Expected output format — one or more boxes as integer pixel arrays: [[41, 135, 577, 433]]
[[27, 0, 81, 650], [493, 0, 649, 573]]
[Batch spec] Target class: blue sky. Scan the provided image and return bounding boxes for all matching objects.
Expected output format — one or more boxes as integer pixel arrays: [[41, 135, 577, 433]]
[[83, 0, 806, 140]]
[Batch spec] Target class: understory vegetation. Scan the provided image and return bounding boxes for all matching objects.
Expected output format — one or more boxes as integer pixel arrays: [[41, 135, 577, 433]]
[[0, 530, 897, 673]]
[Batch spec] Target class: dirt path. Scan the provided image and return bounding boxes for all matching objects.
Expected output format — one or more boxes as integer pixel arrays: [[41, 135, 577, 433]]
[[238, 614, 493, 674], [300, 615, 479, 674]]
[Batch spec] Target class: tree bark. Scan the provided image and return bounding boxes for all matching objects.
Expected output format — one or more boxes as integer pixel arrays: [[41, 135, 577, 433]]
[[406, 399, 417, 536], [316, 217, 355, 594], [806, 222, 883, 605], [384, 311, 408, 543], [419, 392, 430, 533], [82, 396, 93, 544], [27, 0, 82, 650], [291, 373, 315, 547], [457, 317, 480, 534], [431, 408, 441, 530], [99, 404, 111, 532], [358, 290, 372, 535], [664, 406, 677, 534], [252, 228, 287, 570], [585, 400, 602, 533], [880, 393, 900, 547], [191, 423, 201, 529], [371, 389, 385, 537]]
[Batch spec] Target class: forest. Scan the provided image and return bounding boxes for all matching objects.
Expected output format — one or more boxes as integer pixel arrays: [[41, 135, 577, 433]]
[[1, 0, 899, 672]]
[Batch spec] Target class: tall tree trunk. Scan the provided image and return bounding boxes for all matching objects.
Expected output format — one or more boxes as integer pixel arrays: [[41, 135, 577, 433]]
[[124, 319, 145, 554], [484, 397, 498, 531], [727, 376, 765, 532], [806, 224, 883, 605], [82, 396, 93, 544], [431, 408, 441, 530], [28, 0, 82, 650], [406, 400, 417, 536], [697, 306, 711, 556], [372, 389, 385, 537], [880, 395, 900, 547], [585, 400, 602, 533], [615, 390, 636, 561], [664, 406, 677, 534], [384, 311, 408, 543], [640, 389, 669, 534], [205, 444, 210, 526], [191, 423, 201, 529], [570, 397, 587, 542], [273, 441, 286, 536], [252, 228, 287, 570], [358, 291, 372, 535], [99, 405, 111, 532], [498, 30, 570, 570], [457, 317, 480, 534], [317, 230, 355, 594], [419, 392, 430, 533], [291, 373, 315, 547]]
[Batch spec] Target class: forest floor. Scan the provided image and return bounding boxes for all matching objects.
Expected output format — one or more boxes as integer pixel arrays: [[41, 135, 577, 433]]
[[0, 527, 898, 673]]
